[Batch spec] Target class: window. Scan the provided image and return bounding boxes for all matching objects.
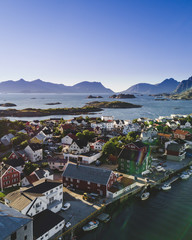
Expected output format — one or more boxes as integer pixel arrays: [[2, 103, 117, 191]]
[[24, 225, 27, 230], [11, 232, 17, 240], [97, 184, 100, 187], [70, 178, 73, 182], [66, 177, 68, 181], [25, 236, 27, 240], [77, 180, 80, 183], [88, 181, 90, 185]]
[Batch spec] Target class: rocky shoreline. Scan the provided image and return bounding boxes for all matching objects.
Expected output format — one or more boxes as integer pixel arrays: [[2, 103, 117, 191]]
[[0, 106, 102, 117]]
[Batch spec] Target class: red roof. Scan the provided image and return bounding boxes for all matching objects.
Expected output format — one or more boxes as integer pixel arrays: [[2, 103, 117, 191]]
[[26, 173, 39, 184], [174, 129, 190, 136]]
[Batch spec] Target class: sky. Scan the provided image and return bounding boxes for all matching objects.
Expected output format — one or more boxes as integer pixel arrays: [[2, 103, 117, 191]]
[[0, 0, 191, 92]]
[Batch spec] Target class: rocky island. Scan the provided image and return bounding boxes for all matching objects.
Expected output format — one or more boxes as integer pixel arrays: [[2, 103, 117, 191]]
[[87, 95, 103, 99], [0, 103, 17, 107], [109, 94, 136, 99], [85, 101, 142, 108], [170, 89, 192, 100], [45, 102, 62, 105]]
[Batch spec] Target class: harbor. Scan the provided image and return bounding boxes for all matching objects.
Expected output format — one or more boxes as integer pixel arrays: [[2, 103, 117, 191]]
[[55, 156, 192, 240]]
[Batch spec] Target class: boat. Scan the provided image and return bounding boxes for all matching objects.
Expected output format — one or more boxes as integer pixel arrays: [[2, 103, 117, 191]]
[[180, 173, 190, 180], [82, 220, 99, 231], [162, 183, 171, 191], [97, 213, 111, 223], [141, 192, 150, 200]]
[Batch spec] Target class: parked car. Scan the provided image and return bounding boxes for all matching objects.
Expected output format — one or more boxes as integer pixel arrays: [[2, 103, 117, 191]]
[[62, 202, 71, 211], [65, 222, 71, 228]]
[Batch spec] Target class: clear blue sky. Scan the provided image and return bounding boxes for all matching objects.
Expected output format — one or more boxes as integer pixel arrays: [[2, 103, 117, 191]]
[[0, 0, 191, 92]]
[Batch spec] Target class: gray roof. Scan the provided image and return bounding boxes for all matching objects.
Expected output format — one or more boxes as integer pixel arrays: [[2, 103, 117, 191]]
[[0, 203, 32, 239], [24, 180, 61, 194], [167, 143, 183, 151], [63, 163, 112, 185]]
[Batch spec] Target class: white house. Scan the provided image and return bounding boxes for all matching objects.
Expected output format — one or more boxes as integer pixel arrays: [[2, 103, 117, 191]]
[[101, 116, 114, 121], [68, 140, 90, 154], [5, 179, 63, 216], [64, 151, 102, 164], [113, 120, 125, 129], [48, 157, 69, 171], [33, 209, 65, 240], [25, 144, 43, 162], [5, 179, 64, 240], [61, 133, 77, 145], [123, 123, 141, 135], [92, 139, 106, 151], [166, 121, 179, 130], [1, 133, 15, 146], [140, 128, 158, 142], [21, 168, 54, 187], [180, 121, 192, 129]]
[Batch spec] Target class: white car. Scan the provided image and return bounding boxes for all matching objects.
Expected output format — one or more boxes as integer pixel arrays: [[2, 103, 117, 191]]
[[65, 222, 71, 228], [156, 166, 165, 172], [61, 202, 71, 211]]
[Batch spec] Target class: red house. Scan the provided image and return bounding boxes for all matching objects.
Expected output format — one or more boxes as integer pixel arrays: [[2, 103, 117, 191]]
[[125, 141, 147, 153], [62, 163, 117, 197], [173, 129, 191, 140], [0, 164, 21, 190], [8, 150, 28, 162]]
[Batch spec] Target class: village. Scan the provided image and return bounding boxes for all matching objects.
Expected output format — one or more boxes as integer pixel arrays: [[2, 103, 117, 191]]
[[1, 113, 192, 240]]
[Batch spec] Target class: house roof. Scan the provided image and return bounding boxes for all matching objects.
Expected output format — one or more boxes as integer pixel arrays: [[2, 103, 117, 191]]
[[158, 133, 172, 138], [6, 158, 25, 168], [174, 129, 190, 136], [119, 148, 142, 161], [167, 143, 183, 151], [34, 168, 52, 179], [33, 209, 64, 239], [67, 133, 77, 140], [26, 173, 39, 184], [47, 157, 68, 164], [28, 143, 42, 151], [73, 140, 89, 148], [5, 190, 38, 211], [0, 164, 19, 177], [125, 141, 146, 149], [63, 163, 112, 185], [24, 180, 62, 194], [0, 203, 32, 240]]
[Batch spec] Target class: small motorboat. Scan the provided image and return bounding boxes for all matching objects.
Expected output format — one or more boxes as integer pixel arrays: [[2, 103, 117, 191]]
[[180, 173, 190, 180], [141, 192, 150, 200], [82, 220, 99, 231], [162, 183, 171, 191]]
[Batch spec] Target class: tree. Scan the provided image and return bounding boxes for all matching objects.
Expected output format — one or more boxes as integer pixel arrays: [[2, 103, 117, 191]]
[[23, 162, 38, 175], [102, 142, 116, 156], [20, 140, 28, 149]]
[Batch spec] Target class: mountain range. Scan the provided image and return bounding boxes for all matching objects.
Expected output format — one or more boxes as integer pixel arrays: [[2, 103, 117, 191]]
[[0, 79, 113, 93], [0, 76, 192, 94], [121, 78, 180, 94]]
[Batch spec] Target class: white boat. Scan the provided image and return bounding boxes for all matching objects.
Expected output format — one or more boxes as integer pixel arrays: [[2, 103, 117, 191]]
[[141, 192, 150, 200], [180, 173, 190, 180], [82, 220, 99, 231], [162, 183, 171, 191]]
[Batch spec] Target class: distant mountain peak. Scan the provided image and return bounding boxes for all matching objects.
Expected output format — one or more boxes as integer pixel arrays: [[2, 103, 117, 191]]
[[121, 78, 180, 94], [0, 79, 114, 93]]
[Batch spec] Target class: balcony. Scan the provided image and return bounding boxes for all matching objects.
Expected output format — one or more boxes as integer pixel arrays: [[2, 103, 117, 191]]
[[47, 200, 62, 210]]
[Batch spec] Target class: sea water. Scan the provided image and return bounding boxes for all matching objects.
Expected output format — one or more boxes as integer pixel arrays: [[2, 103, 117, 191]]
[[0, 93, 191, 121]]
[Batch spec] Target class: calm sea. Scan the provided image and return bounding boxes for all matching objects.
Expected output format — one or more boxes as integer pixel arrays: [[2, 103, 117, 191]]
[[80, 177, 192, 240], [0, 93, 192, 121]]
